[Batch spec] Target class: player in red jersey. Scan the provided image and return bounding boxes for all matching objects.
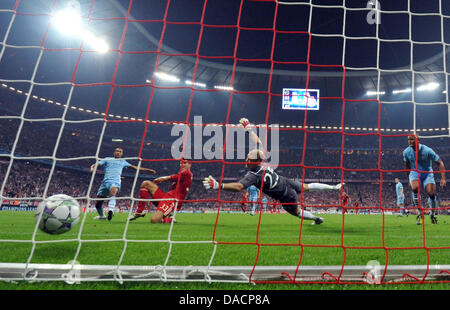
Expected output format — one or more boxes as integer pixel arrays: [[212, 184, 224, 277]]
[[129, 159, 193, 223], [353, 201, 359, 214], [240, 191, 249, 213], [341, 191, 351, 214]]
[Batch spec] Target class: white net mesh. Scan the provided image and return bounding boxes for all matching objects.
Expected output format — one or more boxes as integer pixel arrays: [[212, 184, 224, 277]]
[[0, 0, 449, 285]]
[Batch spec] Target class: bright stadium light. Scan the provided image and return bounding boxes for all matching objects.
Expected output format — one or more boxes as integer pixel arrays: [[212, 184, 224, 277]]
[[214, 85, 234, 91], [154, 72, 180, 82], [392, 88, 411, 94], [185, 80, 206, 88], [366, 90, 385, 96], [51, 0, 109, 53], [52, 4, 83, 36], [82, 31, 109, 54], [92, 39, 109, 54], [417, 82, 439, 92]]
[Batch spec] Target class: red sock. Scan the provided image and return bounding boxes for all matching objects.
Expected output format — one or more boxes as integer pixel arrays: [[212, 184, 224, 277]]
[[162, 217, 172, 224], [136, 188, 150, 214]]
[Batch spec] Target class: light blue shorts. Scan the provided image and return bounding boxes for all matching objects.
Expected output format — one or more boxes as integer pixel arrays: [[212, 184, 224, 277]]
[[97, 181, 121, 197], [249, 195, 258, 203], [397, 197, 405, 206], [409, 171, 435, 189]]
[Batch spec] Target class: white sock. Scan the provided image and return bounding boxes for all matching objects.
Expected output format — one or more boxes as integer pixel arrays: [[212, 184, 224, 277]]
[[108, 196, 116, 212], [308, 183, 338, 191], [298, 209, 315, 220]]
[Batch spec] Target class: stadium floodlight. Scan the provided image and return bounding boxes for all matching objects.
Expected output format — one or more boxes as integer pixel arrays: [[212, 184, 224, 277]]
[[154, 72, 180, 82], [52, 1, 109, 53], [366, 90, 385, 96], [214, 85, 234, 91], [52, 4, 83, 36], [185, 80, 206, 88], [417, 82, 439, 92], [392, 88, 411, 94], [82, 31, 109, 54]]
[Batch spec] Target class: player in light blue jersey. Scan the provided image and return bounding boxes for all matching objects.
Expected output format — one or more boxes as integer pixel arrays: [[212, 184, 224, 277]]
[[261, 196, 268, 213], [403, 135, 446, 225], [395, 178, 408, 217], [248, 185, 259, 216], [90, 148, 156, 221]]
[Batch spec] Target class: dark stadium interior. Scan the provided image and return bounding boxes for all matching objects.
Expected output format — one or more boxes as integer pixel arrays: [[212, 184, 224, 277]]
[[0, 0, 449, 214]]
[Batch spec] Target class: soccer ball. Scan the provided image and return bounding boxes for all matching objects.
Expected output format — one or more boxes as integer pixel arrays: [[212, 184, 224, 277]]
[[35, 194, 81, 235]]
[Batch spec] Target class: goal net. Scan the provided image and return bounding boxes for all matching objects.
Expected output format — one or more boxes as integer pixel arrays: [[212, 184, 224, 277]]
[[0, 0, 449, 285]]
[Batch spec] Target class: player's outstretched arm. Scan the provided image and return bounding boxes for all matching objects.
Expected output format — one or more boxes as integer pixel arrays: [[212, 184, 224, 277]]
[[154, 176, 171, 184], [130, 165, 156, 174], [436, 158, 446, 187], [90, 163, 99, 173], [203, 175, 244, 192], [239, 118, 262, 145]]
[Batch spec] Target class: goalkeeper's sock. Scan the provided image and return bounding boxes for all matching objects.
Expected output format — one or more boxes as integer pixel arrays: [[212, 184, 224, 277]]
[[298, 209, 315, 220], [308, 183, 339, 191], [136, 188, 150, 214]]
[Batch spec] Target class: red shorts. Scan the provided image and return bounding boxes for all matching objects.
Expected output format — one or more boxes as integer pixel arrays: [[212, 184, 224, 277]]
[[152, 188, 179, 217]]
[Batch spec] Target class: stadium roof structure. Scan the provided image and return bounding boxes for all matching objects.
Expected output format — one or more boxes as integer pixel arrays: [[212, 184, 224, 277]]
[[8, 0, 448, 98], [112, 0, 448, 95]]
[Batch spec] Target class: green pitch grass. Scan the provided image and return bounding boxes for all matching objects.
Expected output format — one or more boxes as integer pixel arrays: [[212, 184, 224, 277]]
[[0, 211, 449, 290]]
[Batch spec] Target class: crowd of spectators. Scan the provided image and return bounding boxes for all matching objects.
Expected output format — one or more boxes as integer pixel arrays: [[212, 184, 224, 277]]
[[1, 91, 449, 214], [2, 150, 448, 214]]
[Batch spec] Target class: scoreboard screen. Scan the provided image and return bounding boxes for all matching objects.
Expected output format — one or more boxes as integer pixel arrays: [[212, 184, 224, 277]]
[[282, 88, 320, 111]]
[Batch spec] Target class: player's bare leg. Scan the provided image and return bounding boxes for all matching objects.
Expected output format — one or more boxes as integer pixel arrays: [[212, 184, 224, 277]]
[[151, 210, 165, 223]]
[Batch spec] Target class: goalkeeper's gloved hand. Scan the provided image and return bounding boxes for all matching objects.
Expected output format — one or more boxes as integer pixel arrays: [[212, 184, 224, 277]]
[[203, 175, 222, 190], [239, 117, 251, 129]]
